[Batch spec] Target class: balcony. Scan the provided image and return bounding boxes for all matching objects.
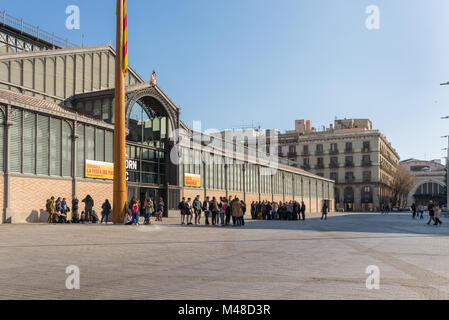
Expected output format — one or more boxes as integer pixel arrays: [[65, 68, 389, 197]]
[[301, 164, 311, 170], [362, 160, 372, 167], [344, 148, 354, 153], [315, 163, 325, 170], [315, 150, 324, 155], [329, 149, 339, 155], [362, 147, 371, 153], [329, 162, 340, 169], [301, 151, 310, 156], [288, 152, 297, 157], [363, 178, 372, 183], [345, 162, 355, 168], [345, 177, 356, 183]]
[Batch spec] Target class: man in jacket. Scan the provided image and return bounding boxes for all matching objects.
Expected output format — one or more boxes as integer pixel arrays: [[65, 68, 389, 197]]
[[210, 197, 219, 226], [46, 197, 57, 223]]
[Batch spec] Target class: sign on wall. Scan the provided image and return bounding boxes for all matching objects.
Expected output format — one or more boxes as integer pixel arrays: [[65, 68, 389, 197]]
[[184, 173, 201, 188], [85, 160, 114, 180]]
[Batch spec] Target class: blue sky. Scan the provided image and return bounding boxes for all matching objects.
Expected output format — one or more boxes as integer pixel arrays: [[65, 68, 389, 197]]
[[4, 0, 449, 162]]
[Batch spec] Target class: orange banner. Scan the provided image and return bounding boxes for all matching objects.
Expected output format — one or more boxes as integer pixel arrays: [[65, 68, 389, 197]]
[[184, 174, 201, 188], [85, 160, 114, 180]]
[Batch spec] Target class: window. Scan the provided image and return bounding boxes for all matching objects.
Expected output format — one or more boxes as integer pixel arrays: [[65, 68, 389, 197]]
[[10, 108, 22, 173], [316, 144, 323, 154], [345, 142, 353, 152], [23, 111, 36, 174], [363, 141, 370, 152], [50, 118, 62, 176], [330, 172, 338, 183], [363, 171, 371, 182]]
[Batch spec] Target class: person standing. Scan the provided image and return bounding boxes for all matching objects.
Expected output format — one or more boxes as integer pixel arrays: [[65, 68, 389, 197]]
[[251, 202, 256, 220], [300, 201, 306, 221], [427, 200, 435, 225], [225, 199, 232, 226], [45, 197, 57, 223], [144, 198, 154, 225], [211, 197, 219, 226], [273, 202, 279, 220], [131, 197, 140, 225], [82, 195, 94, 224], [101, 199, 112, 224], [156, 197, 165, 222], [321, 202, 329, 220], [178, 197, 186, 225], [203, 196, 211, 226], [240, 200, 247, 226], [60, 198, 70, 223], [231, 197, 243, 227], [186, 198, 193, 225], [71, 196, 80, 223], [219, 198, 226, 226], [193, 195, 202, 225], [418, 204, 424, 219]]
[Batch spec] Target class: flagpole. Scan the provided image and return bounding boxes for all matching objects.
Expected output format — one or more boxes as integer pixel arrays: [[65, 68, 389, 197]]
[[113, 0, 127, 224]]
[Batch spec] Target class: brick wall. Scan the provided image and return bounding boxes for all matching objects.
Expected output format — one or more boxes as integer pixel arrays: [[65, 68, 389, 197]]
[[77, 180, 113, 214], [10, 176, 72, 223]]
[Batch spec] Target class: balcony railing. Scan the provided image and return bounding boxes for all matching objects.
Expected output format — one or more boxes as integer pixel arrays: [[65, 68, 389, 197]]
[[315, 150, 324, 155], [301, 151, 310, 156], [301, 164, 311, 170], [362, 147, 371, 153], [329, 149, 339, 155], [345, 177, 356, 183], [345, 148, 354, 153], [329, 162, 340, 169], [288, 152, 297, 157], [362, 160, 372, 167], [345, 162, 355, 168], [315, 164, 325, 170]]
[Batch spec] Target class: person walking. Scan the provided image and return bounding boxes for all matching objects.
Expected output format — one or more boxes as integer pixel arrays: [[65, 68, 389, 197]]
[[82, 195, 94, 224], [71, 196, 80, 223], [193, 195, 202, 225], [178, 197, 186, 225], [300, 201, 306, 221], [321, 202, 329, 220], [203, 196, 211, 226], [418, 204, 424, 219], [411, 203, 417, 219], [427, 200, 435, 225], [101, 199, 112, 224], [434, 205, 443, 226]]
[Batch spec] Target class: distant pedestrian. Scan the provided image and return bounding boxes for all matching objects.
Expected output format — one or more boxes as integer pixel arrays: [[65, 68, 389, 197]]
[[72, 196, 80, 223], [427, 200, 435, 225], [203, 197, 211, 226], [434, 205, 443, 226], [211, 197, 219, 226], [82, 195, 94, 224], [179, 198, 186, 225], [300, 201, 306, 221], [321, 202, 328, 220], [411, 203, 417, 219], [186, 198, 193, 225], [131, 197, 140, 225]]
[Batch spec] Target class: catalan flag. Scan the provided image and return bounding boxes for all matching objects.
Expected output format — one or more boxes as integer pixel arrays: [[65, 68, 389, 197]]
[[123, 0, 128, 76]]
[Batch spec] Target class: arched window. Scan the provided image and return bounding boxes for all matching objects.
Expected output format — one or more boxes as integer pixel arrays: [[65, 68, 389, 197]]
[[362, 186, 373, 203], [344, 187, 354, 203]]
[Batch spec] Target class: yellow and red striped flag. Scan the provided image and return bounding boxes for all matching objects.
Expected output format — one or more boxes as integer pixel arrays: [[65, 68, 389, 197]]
[[123, 0, 128, 76]]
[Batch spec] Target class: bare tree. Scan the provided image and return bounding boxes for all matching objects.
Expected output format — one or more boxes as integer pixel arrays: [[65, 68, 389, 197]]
[[389, 164, 415, 206]]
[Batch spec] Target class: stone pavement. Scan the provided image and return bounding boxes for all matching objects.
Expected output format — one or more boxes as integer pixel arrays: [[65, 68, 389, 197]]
[[1, 212, 449, 300]]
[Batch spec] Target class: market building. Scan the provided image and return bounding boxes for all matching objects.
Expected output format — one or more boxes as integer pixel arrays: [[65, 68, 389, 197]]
[[0, 12, 334, 223]]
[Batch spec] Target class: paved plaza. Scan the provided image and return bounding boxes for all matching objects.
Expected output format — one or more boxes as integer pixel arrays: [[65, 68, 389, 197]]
[[1, 212, 449, 300]]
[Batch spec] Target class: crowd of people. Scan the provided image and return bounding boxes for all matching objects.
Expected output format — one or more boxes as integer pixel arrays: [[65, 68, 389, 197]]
[[177, 196, 330, 226], [45, 195, 112, 224], [178, 196, 246, 227], [123, 197, 165, 226]]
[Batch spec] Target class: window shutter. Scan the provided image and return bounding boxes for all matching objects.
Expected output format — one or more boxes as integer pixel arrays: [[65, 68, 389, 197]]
[[50, 118, 61, 176], [23, 111, 36, 174], [10, 108, 22, 173], [105, 130, 113, 163], [37, 115, 49, 175], [85, 126, 95, 161], [95, 128, 105, 162], [77, 124, 85, 178], [62, 121, 72, 177]]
